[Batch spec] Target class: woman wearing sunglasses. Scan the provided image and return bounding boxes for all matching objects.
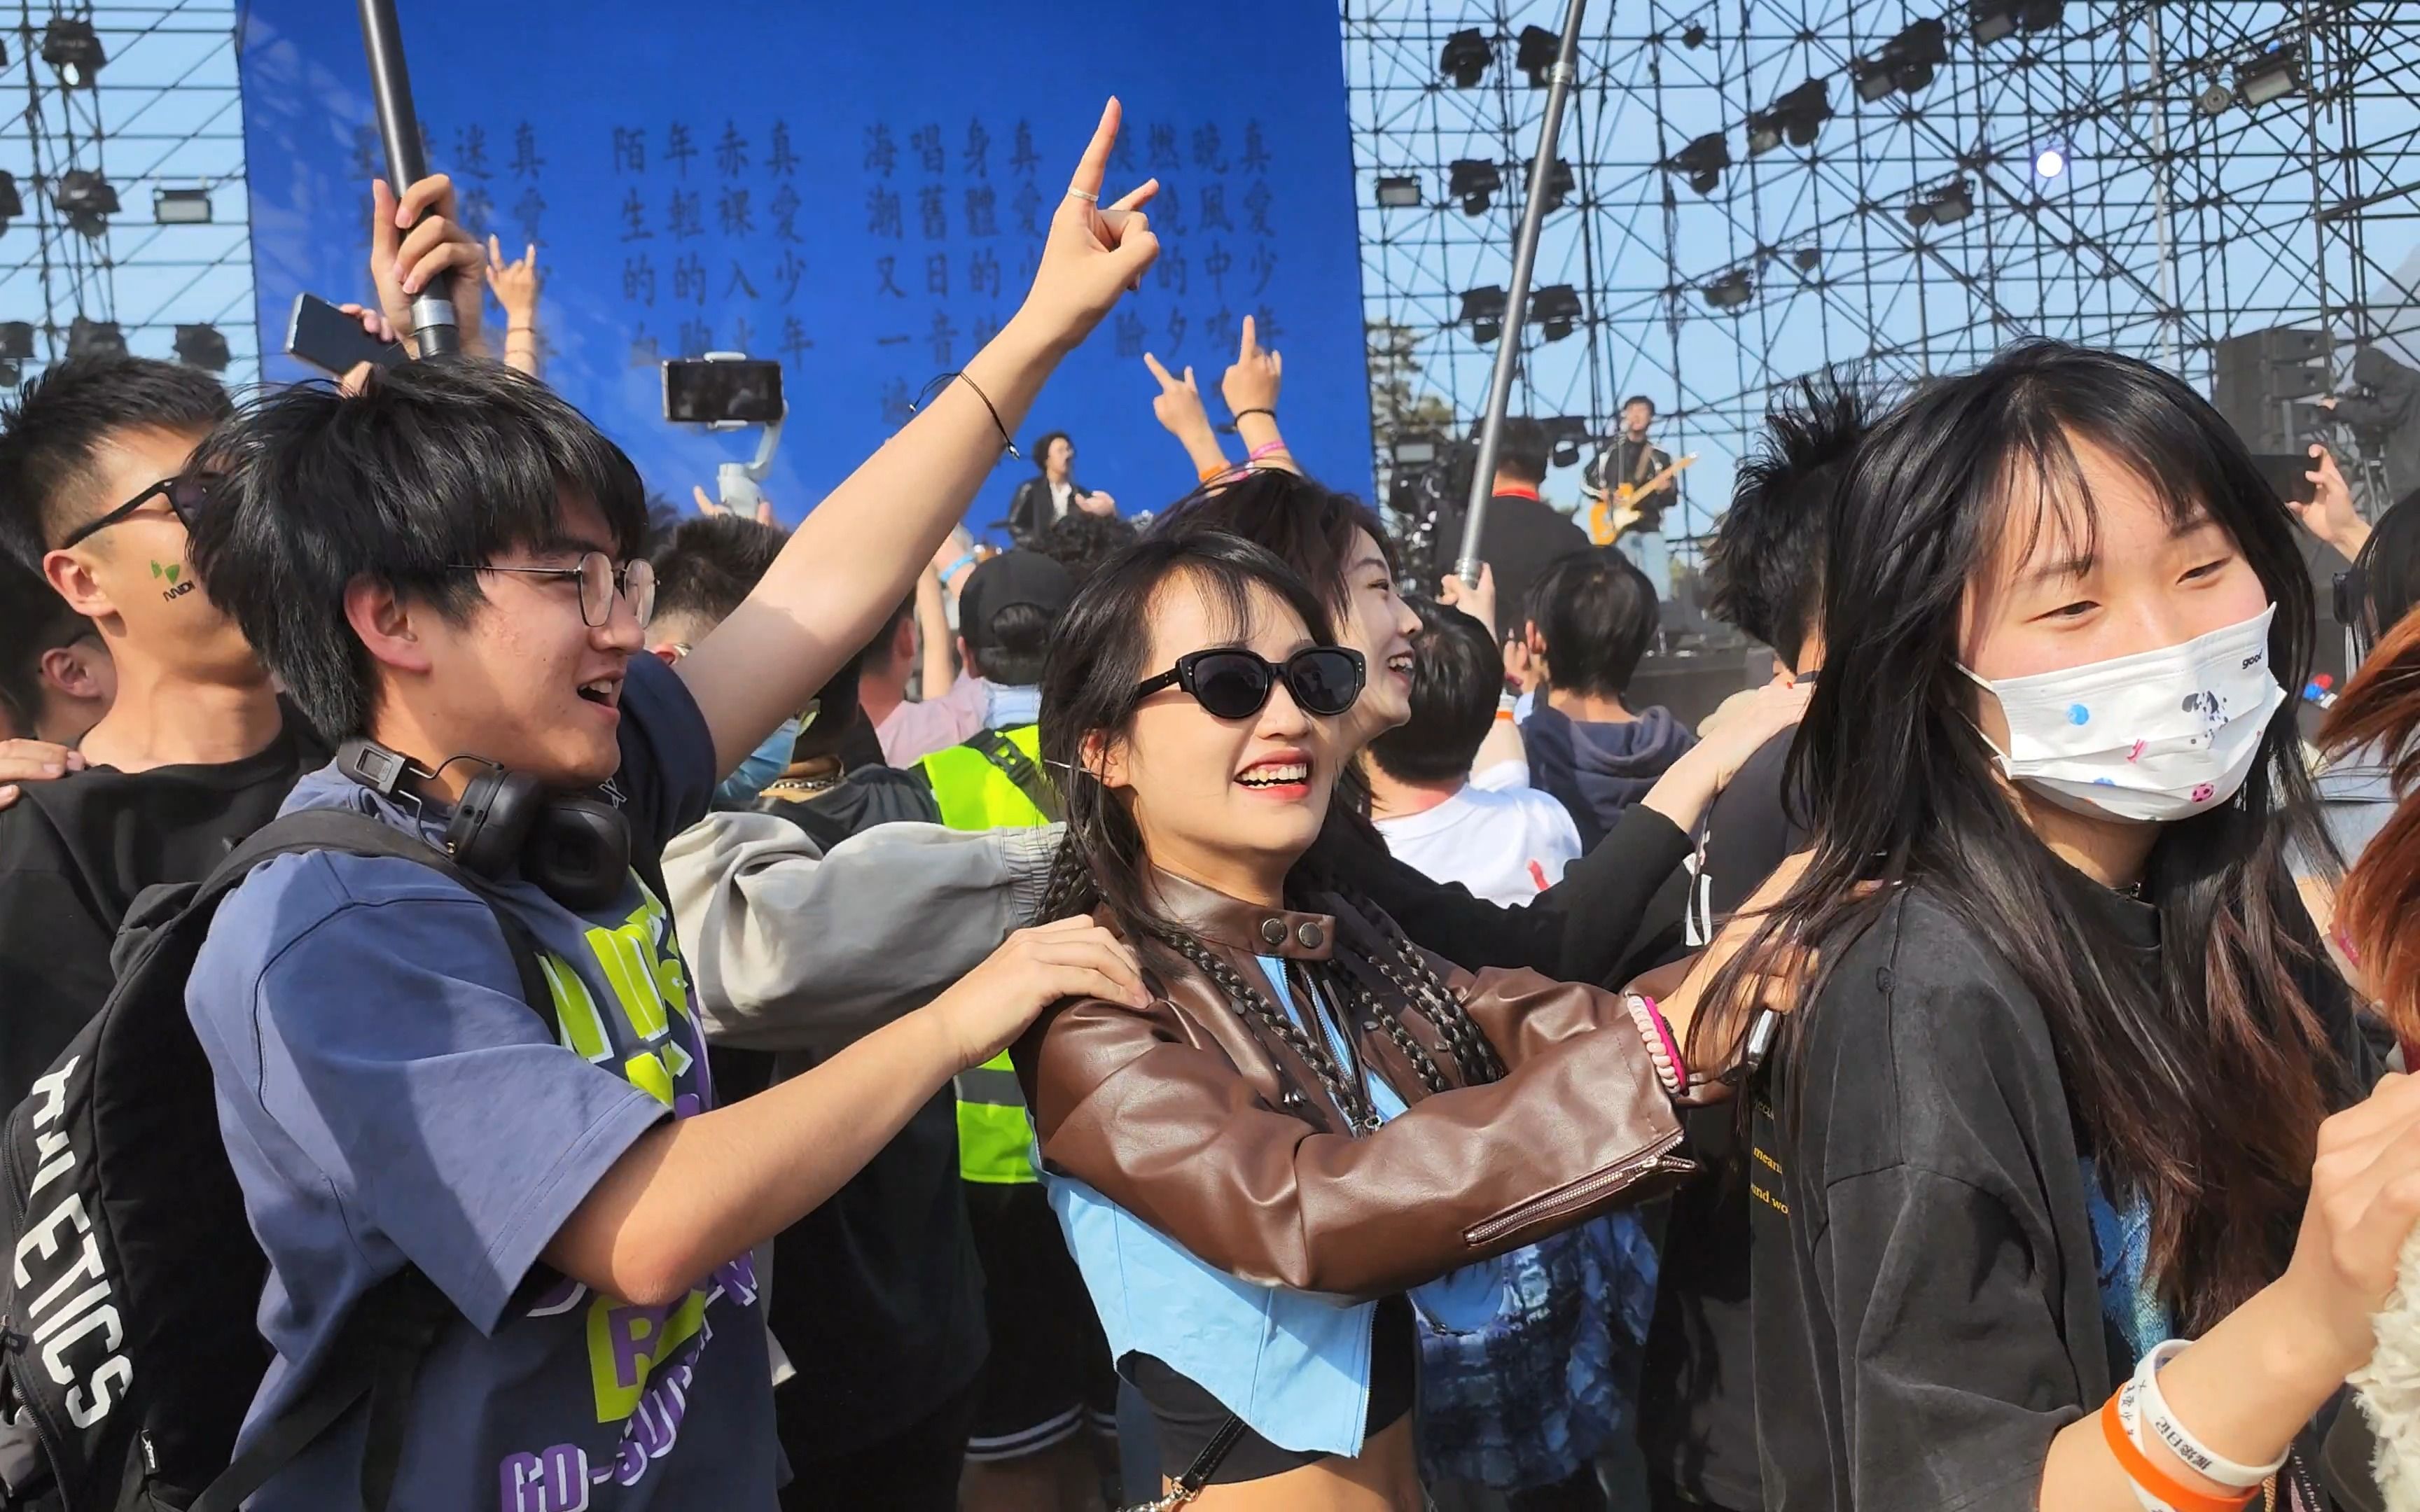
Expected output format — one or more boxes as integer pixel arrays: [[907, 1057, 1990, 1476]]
[[1013, 531, 1701, 1510]]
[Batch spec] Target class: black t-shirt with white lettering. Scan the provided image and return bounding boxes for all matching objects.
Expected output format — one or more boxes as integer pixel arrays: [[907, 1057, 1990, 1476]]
[[0, 705, 325, 1105]]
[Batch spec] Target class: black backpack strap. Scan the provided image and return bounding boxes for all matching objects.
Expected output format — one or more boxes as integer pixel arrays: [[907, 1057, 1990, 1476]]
[[969, 727, 1064, 822], [186, 810, 564, 1512]]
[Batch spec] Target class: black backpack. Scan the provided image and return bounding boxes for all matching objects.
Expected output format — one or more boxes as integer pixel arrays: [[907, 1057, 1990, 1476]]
[[0, 810, 558, 1512]]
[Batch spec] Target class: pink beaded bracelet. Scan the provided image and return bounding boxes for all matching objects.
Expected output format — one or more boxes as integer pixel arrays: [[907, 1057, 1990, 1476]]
[[1623, 993, 1686, 1097]]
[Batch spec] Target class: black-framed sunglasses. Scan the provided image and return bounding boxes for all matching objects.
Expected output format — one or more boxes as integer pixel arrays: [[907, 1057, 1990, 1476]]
[[1134, 646, 1365, 721], [451, 551, 657, 628], [56, 473, 215, 550]]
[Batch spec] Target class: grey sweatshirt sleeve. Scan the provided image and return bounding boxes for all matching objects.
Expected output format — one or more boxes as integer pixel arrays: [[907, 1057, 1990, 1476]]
[[662, 813, 1060, 1055]]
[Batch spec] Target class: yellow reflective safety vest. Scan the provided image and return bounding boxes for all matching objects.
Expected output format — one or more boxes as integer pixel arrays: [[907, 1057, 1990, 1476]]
[[918, 724, 1061, 1184]]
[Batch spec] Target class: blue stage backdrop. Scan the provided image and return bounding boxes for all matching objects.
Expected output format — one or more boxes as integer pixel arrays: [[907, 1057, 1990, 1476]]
[[236, 1, 1374, 534]]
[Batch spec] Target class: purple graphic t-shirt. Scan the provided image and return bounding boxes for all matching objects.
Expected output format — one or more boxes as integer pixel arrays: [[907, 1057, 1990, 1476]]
[[186, 654, 777, 1509]]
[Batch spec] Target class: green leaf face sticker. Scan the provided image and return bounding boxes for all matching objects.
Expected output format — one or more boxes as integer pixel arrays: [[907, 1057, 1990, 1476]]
[[162, 564, 179, 584], [150, 561, 162, 579]]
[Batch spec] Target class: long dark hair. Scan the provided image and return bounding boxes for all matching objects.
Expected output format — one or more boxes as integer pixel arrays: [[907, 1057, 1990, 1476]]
[[1709, 340, 2341, 1331], [1039, 531, 1503, 1121]]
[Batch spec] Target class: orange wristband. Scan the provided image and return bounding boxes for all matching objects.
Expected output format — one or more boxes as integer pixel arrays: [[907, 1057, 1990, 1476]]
[[1198, 459, 1234, 482], [2099, 1395, 2255, 1512]]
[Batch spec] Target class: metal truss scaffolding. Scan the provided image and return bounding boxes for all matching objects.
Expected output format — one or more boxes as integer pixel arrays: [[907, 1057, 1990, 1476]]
[[1344, 0, 2420, 552], [0, 0, 253, 389]]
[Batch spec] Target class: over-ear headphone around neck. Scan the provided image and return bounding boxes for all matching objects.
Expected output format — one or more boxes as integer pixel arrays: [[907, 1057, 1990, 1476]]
[[336, 738, 632, 911]]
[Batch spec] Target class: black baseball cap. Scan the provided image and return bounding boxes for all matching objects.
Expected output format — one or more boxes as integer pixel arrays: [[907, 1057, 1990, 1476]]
[[959, 550, 1075, 648]]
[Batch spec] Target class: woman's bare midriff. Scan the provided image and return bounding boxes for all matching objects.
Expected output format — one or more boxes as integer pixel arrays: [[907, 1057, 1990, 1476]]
[[1174, 1415, 1423, 1511]]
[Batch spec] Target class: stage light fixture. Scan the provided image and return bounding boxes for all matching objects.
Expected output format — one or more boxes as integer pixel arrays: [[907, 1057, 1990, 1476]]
[[1855, 18, 1948, 102], [1907, 177, 1975, 227], [1440, 27, 1494, 88], [1375, 174, 1423, 209], [1448, 158, 1502, 216], [41, 18, 104, 88], [0, 171, 20, 228], [1392, 435, 1441, 469], [153, 186, 211, 225], [1702, 270, 1753, 310], [1748, 79, 1831, 156], [1664, 132, 1730, 196], [1515, 25, 1559, 86], [1968, 0, 2061, 46], [2234, 48, 2302, 108], [1459, 286, 1508, 344], [67, 316, 123, 360], [174, 323, 230, 372], [1681, 22, 1706, 48], [1530, 284, 1583, 342], [1793, 246, 1821, 272], [1538, 158, 1575, 214], [2033, 142, 2068, 178], [2196, 81, 2234, 116], [50, 170, 118, 238], [0, 323, 34, 361]]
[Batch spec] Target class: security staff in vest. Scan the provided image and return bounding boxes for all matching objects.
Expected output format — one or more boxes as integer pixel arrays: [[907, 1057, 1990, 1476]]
[[914, 550, 1068, 828], [915, 549, 1118, 1504]]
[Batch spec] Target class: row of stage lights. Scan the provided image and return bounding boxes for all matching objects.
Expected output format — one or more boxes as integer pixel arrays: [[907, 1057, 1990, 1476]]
[[0, 19, 216, 238], [1405, 1, 2309, 325], [0, 318, 231, 382]]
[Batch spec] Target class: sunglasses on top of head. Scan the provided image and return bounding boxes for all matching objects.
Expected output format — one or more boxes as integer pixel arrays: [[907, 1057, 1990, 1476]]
[[1133, 646, 1365, 721], [56, 473, 216, 551]]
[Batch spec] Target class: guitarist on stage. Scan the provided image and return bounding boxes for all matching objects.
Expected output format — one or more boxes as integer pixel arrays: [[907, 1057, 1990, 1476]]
[[1585, 395, 1679, 592]]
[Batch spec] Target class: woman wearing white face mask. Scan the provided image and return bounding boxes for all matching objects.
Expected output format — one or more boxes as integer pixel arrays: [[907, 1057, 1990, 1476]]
[[1697, 341, 2420, 1512]]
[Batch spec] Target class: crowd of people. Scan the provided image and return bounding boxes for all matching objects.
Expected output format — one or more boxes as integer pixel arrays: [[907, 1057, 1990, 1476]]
[[1, 94, 2419, 1512]]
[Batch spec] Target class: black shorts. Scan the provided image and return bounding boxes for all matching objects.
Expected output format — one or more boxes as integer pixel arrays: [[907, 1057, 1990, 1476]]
[[1122, 1294, 1417, 1485], [962, 1180, 1119, 1462]]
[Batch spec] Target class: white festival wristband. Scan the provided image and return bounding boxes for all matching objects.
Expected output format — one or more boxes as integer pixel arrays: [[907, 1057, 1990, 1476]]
[[2113, 1377, 2181, 1512], [2132, 1338, 2288, 1490]]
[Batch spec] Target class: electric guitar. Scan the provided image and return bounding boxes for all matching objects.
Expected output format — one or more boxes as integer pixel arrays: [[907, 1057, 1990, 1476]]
[[1585, 452, 1697, 545]]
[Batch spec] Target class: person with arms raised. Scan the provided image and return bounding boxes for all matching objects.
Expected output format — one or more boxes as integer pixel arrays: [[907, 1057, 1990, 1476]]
[[181, 102, 1162, 1506]]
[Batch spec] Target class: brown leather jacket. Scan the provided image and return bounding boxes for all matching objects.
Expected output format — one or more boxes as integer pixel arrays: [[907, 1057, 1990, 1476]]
[[1013, 868, 1692, 1298]]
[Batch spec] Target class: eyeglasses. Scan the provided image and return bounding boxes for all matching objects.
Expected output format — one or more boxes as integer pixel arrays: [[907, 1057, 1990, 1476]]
[[56, 473, 215, 550], [1134, 646, 1365, 720], [452, 551, 656, 628]]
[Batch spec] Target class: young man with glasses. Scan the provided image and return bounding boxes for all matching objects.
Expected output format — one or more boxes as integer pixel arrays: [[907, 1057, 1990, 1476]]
[[0, 355, 317, 1103], [179, 102, 1160, 1506]]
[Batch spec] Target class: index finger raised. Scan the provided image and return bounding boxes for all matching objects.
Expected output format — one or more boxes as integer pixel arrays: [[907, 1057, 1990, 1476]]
[[1143, 351, 1176, 387], [1068, 97, 1122, 200], [1237, 314, 1260, 359]]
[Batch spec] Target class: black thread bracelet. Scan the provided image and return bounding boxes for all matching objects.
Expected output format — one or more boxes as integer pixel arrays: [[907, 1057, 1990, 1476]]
[[911, 371, 1021, 460], [1218, 406, 1277, 435]]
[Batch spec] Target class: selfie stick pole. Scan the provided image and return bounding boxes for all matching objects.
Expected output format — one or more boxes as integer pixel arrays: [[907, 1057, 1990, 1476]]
[[357, 0, 459, 358], [1454, 0, 1588, 587]]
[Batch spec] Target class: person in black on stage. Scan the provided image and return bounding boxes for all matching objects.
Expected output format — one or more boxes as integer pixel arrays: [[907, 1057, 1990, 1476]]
[[1008, 430, 1117, 547], [1430, 416, 1590, 634]]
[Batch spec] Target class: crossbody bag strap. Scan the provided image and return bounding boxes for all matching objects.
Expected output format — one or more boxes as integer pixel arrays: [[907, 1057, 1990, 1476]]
[[1122, 1414, 1249, 1510]]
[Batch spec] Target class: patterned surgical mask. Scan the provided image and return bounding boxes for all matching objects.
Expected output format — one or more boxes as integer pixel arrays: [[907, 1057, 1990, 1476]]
[[1962, 604, 2283, 824]]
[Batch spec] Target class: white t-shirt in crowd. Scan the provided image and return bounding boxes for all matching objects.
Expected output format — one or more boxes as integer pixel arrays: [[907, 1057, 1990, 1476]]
[[1373, 782, 1583, 906]]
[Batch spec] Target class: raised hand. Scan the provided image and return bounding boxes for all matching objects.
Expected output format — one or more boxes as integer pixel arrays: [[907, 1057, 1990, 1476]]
[[370, 174, 487, 358], [487, 235, 541, 324], [2293, 444, 2371, 559], [1438, 562, 1498, 641], [1143, 351, 1211, 437], [692, 484, 777, 527], [1013, 99, 1160, 353], [1222, 313, 1284, 419]]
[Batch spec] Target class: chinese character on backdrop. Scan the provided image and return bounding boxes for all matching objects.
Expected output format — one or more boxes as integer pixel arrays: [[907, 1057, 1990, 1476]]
[[1113, 310, 1146, 358], [880, 379, 914, 426], [1011, 182, 1043, 239], [511, 121, 545, 178], [718, 188, 754, 237], [725, 261, 760, 300], [512, 185, 545, 246], [623, 253, 656, 307], [716, 120, 749, 176], [963, 119, 991, 178], [665, 122, 697, 176], [864, 123, 897, 177], [678, 317, 713, 358], [768, 120, 800, 176], [773, 250, 808, 303], [1244, 181, 1274, 237], [1199, 186, 1234, 232], [919, 186, 948, 240], [1148, 122, 1180, 172], [965, 187, 998, 238], [770, 184, 803, 244], [1249, 244, 1278, 296], [868, 188, 903, 240], [1010, 120, 1040, 177], [619, 187, 651, 241], [929, 309, 961, 367], [613, 125, 646, 174], [674, 251, 707, 306], [912, 123, 944, 174], [454, 124, 492, 179], [926, 253, 950, 298], [781, 316, 812, 366], [1242, 120, 1271, 175], [667, 189, 702, 240], [968, 247, 1001, 299], [875, 256, 908, 298], [1204, 241, 1234, 298], [1191, 123, 1227, 173]]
